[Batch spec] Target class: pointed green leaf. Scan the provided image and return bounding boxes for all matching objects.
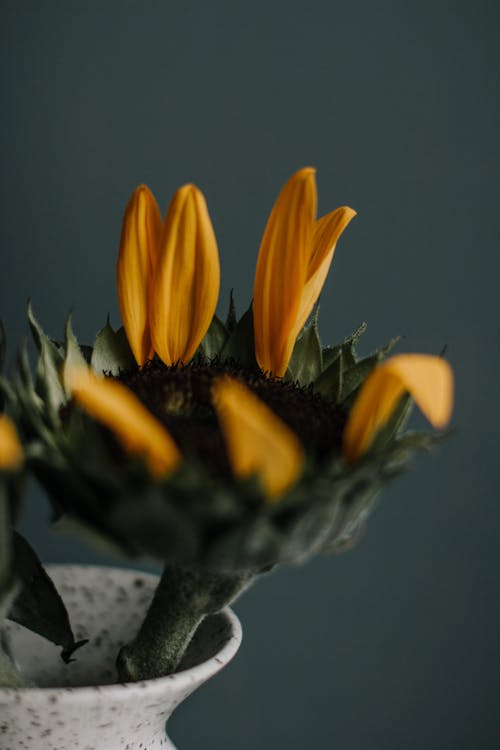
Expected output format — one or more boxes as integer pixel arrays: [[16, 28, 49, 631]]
[[200, 315, 228, 359], [91, 320, 135, 375], [8, 532, 85, 661], [27, 303, 63, 365], [288, 321, 323, 385], [339, 336, 401, 405], [16, 342, 33, 390], [221, 303, 256, 367], [322, 322, 368, 370], [314, 349, 344, 403], [27, 303, 66, 419], [370, 393, 413, 453], [226, 291, 237, 333], [379, 430, 446, 476], [35, 346, 65, 421], [62, 315, 88, 394], [339, 353, 379, 403]]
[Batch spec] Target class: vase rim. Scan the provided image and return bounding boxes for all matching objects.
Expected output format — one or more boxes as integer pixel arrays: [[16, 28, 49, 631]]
[[0, 563, 242, 701]]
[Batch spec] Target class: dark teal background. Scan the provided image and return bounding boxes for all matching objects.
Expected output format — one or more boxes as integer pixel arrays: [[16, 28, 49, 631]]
[[1, 1, 499, 747]]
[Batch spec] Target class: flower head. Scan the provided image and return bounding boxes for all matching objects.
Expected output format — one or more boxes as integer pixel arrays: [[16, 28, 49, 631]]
[[12, 169, 455, 576]]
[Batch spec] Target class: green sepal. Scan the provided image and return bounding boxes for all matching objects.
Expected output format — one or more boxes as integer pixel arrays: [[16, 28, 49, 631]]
[[376, 430, 446, 475], [339, 336, 400, 407], [221, 303, 256, 367], [11, 341, 61, 451], [226, 291, 237, 333], [287, 316, 323, 385], [28, 303, 65, 423], [314, 349, 344, 402], [369, 393, 413, 453], [91, 319, 135, 375], [322, 322, 367, 370], [62, 315, 88, 393], [8, 532, 86, 662], [200, 315, 229, 359]]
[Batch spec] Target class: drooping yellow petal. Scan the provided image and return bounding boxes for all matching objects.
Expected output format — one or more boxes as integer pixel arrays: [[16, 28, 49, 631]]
[[117, 185, 163, 366], [289, 206, 357, 343], [212, 377, 304, 502], [67, 367, 181, 478], [343, 354, 454, 463], [253, 168, 317, 377], [0, 415, 23, 471], [150, 184, 220, 365]]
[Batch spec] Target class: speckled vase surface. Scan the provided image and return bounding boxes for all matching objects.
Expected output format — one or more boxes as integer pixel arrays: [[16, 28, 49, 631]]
[[0, 565, 242, 750]]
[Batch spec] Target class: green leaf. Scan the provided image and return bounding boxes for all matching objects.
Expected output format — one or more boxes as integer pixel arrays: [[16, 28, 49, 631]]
[[314, 349, 343, 403], [322, 322, 367, 370], [16, 342, 33, 390], [221, 303, 257, 368], [226, 291, 237, 333], [339, 354, 379, 402], [370, 393, 413, 453], [339, 337, 400, 405], [27, 303, 63, 365], [62, 315, 88, 394], [27, 304, 66, 421], [287, 319, 323, 385], [91, 320, 135, 375], [8, 532, 85, 661], [379, 430, 446, 477], [200, 315, 228, 359]]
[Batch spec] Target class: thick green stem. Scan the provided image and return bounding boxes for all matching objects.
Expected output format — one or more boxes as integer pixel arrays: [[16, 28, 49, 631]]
[[116, 564, 252, 682]]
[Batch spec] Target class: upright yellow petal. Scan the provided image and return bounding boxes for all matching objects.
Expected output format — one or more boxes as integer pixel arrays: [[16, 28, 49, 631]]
[[343, 354, 454, 463], [212, 377, 304, 502], [117, 185, 163, 366], [150, 184, 220, 365], [0, 415, 23, 471], [290, 206, 357, 343], [253, 168, 317, 377], [67, 367, 181, 478]]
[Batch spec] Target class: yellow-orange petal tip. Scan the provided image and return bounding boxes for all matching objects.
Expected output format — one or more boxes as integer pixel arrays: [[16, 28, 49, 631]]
[[212, 377, 304, 501]]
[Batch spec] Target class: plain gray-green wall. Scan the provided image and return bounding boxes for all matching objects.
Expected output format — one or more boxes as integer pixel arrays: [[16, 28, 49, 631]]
[[1, 1, 499, 748]]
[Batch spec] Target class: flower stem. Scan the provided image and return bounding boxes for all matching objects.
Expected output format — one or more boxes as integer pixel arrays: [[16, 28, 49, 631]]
[[116, 564, 252, 682]]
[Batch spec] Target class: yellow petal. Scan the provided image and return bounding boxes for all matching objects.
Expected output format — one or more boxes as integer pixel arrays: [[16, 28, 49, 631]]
[[212, 377, 304, 502], [150, 184, 220, 365], [116, 185, 163, 366], [253, 168, 317, 377], [0, 415, 23, 471], [290, 206, 357, 343], [343, 354, 454, 463], [67, 367, 181, 477]]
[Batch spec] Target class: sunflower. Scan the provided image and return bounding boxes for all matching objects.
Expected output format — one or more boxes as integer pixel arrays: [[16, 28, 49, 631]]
[[10, 168, 453, 680]]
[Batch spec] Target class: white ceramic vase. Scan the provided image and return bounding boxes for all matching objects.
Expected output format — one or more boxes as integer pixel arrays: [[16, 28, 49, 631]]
[[0, 565, 242, 750]]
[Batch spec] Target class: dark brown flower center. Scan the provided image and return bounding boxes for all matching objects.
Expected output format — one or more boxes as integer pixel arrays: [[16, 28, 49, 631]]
[[113, 358, 346, 476]]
